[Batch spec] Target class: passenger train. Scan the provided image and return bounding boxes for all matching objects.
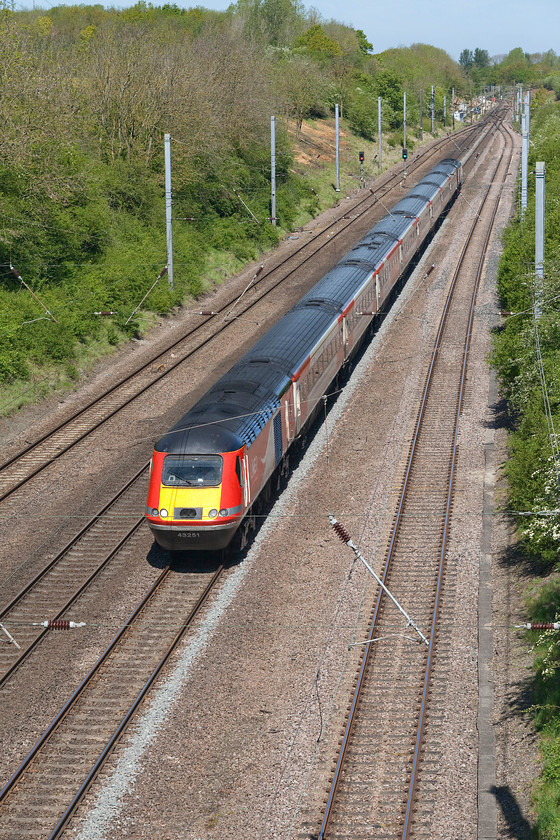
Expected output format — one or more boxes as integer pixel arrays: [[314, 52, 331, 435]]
[[146, 158, 463, 551]]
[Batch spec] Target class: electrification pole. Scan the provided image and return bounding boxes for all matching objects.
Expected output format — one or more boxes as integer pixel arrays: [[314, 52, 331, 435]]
[[378, 96, 382, 172], [419, 89, 423, 140], [403, 91, 407, 154], [335, 104, 340, 192], [521, 103, 529, 216], [270, 116, 276, 226], [431, 86, 435, 133], [535, 161, 545, 319], [164, 133, 174, 290], [452, 87, 455, 130]]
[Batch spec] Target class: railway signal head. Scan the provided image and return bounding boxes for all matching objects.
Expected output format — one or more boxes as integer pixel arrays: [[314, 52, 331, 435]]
[[402, 147, 408, 160], [359, 151, 365, 163]]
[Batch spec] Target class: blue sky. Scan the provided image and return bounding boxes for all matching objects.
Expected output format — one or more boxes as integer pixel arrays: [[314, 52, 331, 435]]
[[309, 0, 560, 60], [25, 0, 560, 61]]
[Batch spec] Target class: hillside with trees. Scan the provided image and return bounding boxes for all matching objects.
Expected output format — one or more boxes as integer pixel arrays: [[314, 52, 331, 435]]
[[1, 0, 559, 414], [5, 0, 560, 832]]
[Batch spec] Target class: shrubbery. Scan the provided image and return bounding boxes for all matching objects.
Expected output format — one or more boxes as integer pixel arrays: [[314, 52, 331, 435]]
[[0, 2, 472, 403], [492, 95, 560, 837], [3, 3, 559, 409]]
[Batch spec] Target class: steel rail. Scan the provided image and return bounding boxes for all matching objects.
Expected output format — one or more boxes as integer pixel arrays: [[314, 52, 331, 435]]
[[401, 121, 515, 839], [317, 115, 512, 840], [0, 120, 490, 507], [0, 564, 171, 805], [0, 562, 222, 828], [46, 564, 223, 839], [0, 462, 148, 619], [0, 516, 146, 689]]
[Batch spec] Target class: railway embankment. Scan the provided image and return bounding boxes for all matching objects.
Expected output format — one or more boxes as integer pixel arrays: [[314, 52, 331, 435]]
[[491, 94, 560, 839]]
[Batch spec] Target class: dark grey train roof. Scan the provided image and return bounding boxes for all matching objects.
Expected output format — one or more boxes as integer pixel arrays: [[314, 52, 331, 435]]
[[392, 196, 430, 217], [155, 365, 287, 454], [155, 158, 460, 454], [155, 307, 333, 453], [243, 303, 340, 370]]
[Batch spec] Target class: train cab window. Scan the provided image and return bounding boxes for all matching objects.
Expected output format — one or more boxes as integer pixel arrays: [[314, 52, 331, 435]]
[[162, 455, 223, 487], [235, 456, 244, 487]]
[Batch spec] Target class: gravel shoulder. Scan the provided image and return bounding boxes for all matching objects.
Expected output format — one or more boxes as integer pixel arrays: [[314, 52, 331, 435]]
[[66, 124, 538, 840], [0, 118, 538, 840]]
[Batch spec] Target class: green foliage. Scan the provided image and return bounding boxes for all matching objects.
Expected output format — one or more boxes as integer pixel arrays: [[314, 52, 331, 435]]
[[355, 29, 372, 55], [525, 582, 560, 837], [294, 24, 343, 57], [1, 2, 556, 402], [459, 49, 473, 71], [543, 76, 560, 99], [493, 253, 560, 565], [346, 87, 378, 139], [473, 47, 490, 68], [500, 46, 532, 84], [231, 0, 305, 47], [492, 95, 560, 837], [459, 47, 489, 72], [376, 44, 467, 96]]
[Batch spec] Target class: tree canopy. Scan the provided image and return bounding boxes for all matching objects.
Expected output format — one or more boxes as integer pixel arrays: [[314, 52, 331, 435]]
[[0, 1, 558, 392]]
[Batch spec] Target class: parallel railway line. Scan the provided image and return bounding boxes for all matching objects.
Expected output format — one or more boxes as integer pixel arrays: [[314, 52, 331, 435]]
[[316, 117, 514, 840], [0, 107, 510, 839], [0, 465, 148, 688], [0, 116, 499, 508], [0, 114, 500, 694], [0, 558, 223, 840]]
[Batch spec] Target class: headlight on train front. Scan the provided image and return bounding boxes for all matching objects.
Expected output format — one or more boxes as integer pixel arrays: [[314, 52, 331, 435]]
[[160, 509, 169, 518], [219, 509, 228, 517], [152, 508, 159, 517], [208, 509, 218, 518]]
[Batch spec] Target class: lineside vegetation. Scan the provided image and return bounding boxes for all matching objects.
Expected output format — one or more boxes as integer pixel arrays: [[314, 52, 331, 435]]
[[0, 1, 558, 414], [492, 90, 560, 838]]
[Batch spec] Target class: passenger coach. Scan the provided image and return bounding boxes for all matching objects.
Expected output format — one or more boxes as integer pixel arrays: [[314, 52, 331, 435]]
[[146, 158, 462, 550]]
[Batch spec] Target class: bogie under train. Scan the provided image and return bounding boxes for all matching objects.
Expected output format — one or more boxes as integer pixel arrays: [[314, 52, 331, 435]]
[[146, 158, 462, 551]]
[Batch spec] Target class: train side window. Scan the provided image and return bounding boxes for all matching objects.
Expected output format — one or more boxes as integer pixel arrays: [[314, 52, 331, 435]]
[[236, 456, 243, 487]]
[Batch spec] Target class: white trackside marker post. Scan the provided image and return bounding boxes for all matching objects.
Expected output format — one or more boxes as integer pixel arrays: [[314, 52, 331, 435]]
[[329, 514, 429, 646]]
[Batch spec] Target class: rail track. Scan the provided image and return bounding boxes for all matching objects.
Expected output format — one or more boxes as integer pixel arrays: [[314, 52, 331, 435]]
[[0, 558, 223, 840], [0, 112, 502, 694], [0, 107, 508, 838], [315, 116, 514, 839], [0, 465, 148, 687], [0, 115, 500, 508]]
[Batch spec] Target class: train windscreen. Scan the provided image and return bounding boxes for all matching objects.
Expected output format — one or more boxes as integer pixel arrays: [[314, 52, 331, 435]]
[[162, 455, 223, 487]]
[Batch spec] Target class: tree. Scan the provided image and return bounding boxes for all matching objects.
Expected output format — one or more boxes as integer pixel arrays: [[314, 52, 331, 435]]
[[499, 46, 531, 84], [275, 53, 326, 133], [355, 29, 372, 54], [374, 70, 404, 128], [231, 0, 305, 46], [294, 24, 343, 57], [473, 47, 490, 68], [459, 49, 473, 71]]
